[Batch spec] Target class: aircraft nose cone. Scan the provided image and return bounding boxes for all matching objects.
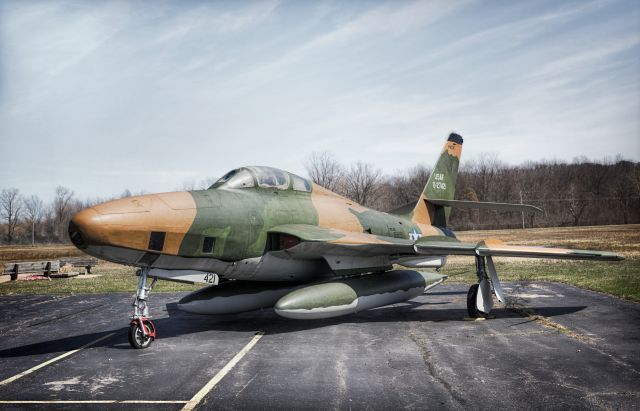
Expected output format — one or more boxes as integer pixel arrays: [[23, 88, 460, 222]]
[[68, 208, 103, 249]]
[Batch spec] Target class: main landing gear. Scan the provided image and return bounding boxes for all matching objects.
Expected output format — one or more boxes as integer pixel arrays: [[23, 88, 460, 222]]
[[129, 267, 157, 349], [467, 255, 504, 318]]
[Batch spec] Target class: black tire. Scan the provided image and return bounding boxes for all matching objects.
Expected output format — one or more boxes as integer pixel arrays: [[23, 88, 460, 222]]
[[467, 284, 488, 318], [128, 322, 153, 349]]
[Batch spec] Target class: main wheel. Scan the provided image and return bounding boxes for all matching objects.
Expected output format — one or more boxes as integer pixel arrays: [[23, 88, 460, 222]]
[[128, 321, 153, 349], [466, 284, 488, 319]]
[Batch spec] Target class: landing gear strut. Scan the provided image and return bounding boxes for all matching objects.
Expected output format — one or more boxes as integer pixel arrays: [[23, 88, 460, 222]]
[[467, 255, 492, 318], [129, 267, 157, 349]]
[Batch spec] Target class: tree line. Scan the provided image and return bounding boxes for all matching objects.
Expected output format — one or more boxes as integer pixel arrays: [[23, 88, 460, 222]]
[[1, 153, 638, 245], [0, 187, 139, 246], [304, 152, 640, 230]]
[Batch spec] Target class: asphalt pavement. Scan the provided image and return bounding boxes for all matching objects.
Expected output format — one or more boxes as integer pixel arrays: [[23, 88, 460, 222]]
[[0, 282, 638, 410]]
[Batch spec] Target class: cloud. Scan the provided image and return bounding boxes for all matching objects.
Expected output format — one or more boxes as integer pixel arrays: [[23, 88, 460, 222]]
[[527, 36, 640, 81], [0, 0, 638, 200], [153, 0, 280, 45]]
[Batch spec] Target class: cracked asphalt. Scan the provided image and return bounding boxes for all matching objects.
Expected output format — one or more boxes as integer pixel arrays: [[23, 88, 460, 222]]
[[0, 282, 638, 410]]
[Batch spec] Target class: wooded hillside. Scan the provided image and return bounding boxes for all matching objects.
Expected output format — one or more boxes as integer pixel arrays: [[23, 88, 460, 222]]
[[1, 154, 638, 245]]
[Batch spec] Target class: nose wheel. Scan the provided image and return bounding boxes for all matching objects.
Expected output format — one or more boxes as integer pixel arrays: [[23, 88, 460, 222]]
[[128, 317, 156, 349], [129, 267, 157, 349]]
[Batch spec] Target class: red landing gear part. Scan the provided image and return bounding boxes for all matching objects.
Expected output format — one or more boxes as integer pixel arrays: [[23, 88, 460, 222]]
[[128, 317, 156, 349]]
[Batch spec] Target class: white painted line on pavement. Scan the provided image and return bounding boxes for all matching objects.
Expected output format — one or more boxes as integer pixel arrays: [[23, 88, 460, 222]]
[[182, 331, 265, 411], [0, 332, 117, 386]]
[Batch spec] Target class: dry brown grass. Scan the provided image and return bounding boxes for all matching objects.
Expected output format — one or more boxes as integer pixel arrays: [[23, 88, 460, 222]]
[[0, 261, 202, 295], [454, 224, 640, 257], [0, 244, 85, 262]]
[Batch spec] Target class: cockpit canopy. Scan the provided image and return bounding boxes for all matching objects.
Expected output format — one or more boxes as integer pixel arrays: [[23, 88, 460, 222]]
[[209, 166, 312, 192]]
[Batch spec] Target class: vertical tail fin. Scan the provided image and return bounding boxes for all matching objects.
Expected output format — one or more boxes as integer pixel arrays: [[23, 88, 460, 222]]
[[411, 133, 463, 227]]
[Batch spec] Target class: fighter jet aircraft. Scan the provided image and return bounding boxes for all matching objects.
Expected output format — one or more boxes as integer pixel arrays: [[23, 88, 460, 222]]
[[69, 133, 623, 348]]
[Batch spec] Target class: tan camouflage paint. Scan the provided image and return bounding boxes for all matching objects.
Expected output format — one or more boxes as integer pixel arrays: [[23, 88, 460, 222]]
[[411, 135, 462, 227], [411, 194, 432, 225], [311, 184, 369, 233], [75, 192, 196, 255], [481, 239, 574, 255], [446, 140, 462, 158]]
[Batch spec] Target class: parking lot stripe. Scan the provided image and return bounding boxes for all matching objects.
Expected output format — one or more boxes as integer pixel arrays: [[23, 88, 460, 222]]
[[182, 331, 265, 411], [0, 332, 117, 386]]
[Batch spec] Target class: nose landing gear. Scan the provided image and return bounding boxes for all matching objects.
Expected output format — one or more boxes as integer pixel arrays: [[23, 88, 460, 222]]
[[129, 317, 156, 349], [129, 267, 157, 349]]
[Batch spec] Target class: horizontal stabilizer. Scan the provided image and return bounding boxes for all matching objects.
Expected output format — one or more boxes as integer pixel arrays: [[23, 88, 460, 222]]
[[426, 199, 544, 214]]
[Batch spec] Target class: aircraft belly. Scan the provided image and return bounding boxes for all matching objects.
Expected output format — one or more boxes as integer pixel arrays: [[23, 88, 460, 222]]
[[323, 255, 392, 275], [82, 243, 332, 282], [82, 245, 146, 266], [252, 253, 332, 281]]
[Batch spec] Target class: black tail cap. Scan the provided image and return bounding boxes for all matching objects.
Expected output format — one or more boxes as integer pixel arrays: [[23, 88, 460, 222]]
[[448, 133, 463, 144]]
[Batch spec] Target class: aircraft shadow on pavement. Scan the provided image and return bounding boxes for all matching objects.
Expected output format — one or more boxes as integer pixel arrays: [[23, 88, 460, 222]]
[[424, 290, 469, 296], [0, 303, 586, 358]]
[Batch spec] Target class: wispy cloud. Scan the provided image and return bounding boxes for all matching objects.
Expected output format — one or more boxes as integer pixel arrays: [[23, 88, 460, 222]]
[[528, 35, 640, 81], [0, 0, 638, 200]]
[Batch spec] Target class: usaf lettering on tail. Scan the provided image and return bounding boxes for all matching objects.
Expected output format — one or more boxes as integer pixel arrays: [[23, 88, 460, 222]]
[[68, 133, 623, 349]]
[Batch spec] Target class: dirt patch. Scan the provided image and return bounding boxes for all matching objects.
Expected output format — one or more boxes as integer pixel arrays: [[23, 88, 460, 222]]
[[455, 224, 640, 257]]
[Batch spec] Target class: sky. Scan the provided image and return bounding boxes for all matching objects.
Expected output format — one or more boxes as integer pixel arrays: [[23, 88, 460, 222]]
[[1, 0, 639, 201]]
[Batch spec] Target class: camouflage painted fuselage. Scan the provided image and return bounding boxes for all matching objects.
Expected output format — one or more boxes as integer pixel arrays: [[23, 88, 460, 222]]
[[69, 136, 463, 282], [69, 183, 449, 281]]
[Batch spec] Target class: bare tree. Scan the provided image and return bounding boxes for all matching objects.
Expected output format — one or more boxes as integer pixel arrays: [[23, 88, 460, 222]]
[[343, 162, 382, 206], [376, 165, 431, 211], [23, 194, 44, 246], [0, 188, 23, 244], [200, 177, 217, 190], [304, 151, 344, 192], [466, 152, 505, 200], [179, 180, 197, 191], [53, 186, 74, 242], [179, 177, 218, 191]]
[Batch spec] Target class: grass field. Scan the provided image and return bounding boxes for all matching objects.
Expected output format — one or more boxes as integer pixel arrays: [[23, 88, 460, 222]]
[[442, 224, 640, 302], [0, 225, 638, 301], [0, 244, 85, 262]]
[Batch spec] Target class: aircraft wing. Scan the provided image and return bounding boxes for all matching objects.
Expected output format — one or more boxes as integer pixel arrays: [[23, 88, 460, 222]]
[[268, 224, 623, 261], [415, 237, 623, 261], [267, 224, 415, 258]]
